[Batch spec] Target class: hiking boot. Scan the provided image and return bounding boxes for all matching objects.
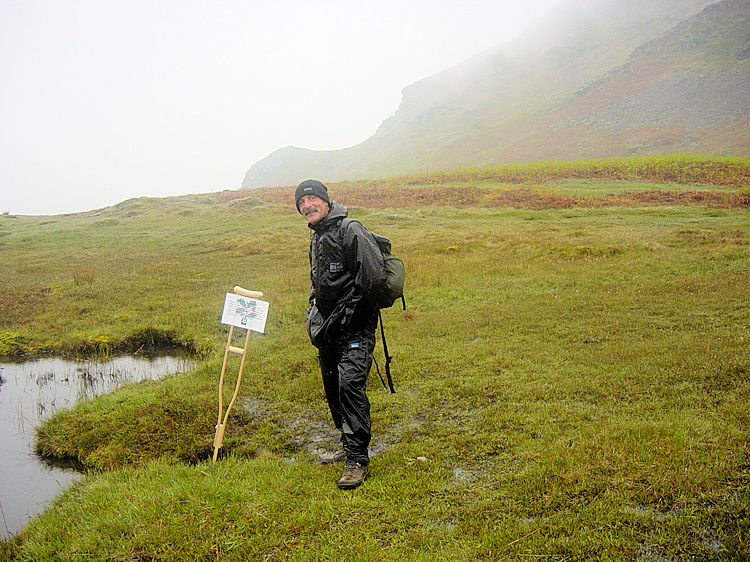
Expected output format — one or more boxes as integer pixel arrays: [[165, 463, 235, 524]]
[[336, 461, 369, 490]]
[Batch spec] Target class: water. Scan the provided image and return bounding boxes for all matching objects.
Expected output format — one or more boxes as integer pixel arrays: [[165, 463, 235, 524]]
[[0, 355, 196, 539]]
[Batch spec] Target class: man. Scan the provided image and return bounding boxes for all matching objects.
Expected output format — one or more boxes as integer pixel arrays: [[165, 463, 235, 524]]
[[295, 179, 385, 490]]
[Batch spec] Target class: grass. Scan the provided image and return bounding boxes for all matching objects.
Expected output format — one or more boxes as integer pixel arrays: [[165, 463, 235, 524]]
[[1, 156, 748, 560], [399, 155, 750, 187]]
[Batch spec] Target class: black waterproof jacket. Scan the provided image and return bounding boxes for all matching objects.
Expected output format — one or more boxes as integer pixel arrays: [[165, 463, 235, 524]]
[[307, 202, 384, 346]]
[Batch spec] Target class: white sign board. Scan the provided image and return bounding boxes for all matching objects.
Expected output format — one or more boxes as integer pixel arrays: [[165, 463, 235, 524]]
[[220, 293, 269, 333]]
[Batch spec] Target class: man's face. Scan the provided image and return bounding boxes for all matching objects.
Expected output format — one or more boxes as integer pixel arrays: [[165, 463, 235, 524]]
[[298, 195, 330, 225]]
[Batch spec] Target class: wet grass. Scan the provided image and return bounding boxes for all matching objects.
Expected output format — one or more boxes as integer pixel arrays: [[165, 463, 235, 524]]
[[1, 156, 749, 560]]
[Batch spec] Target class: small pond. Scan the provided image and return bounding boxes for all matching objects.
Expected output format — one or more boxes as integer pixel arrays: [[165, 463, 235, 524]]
[[0, 355, 196, 539]]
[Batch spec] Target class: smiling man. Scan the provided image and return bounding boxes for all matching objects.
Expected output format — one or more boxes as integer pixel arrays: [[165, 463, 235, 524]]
[[295, 179, 385, 490]]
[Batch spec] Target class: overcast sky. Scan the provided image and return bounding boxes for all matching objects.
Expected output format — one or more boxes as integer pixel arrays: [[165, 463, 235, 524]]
[[0, 0, 561, 216]]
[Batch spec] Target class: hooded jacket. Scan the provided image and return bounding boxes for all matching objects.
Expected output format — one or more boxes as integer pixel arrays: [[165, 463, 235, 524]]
[[307, 201, 385, 344]]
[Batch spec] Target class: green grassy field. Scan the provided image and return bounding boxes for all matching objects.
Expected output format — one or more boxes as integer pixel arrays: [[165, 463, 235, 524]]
[[1, 156, 748, 560]]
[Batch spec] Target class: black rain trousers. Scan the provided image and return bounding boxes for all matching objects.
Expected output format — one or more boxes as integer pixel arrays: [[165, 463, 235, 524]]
[[318, 324, 376, 465]]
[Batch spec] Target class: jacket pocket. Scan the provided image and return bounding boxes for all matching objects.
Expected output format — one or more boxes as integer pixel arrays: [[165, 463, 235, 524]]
[[306, 303, 326, 348]]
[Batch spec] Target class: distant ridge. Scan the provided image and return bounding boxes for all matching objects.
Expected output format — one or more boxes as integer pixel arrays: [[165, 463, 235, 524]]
[[242, 0, 749, 188]]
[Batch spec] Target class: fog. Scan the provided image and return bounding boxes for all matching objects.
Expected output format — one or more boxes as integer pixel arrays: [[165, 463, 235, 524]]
[[0, 0, 561, 216]]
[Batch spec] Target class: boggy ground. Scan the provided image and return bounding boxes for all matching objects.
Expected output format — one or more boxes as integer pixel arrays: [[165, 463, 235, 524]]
[[1, 156, 748, 560]]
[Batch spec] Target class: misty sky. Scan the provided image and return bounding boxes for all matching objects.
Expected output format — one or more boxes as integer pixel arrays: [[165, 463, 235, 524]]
[[0, 0, 561, 216]]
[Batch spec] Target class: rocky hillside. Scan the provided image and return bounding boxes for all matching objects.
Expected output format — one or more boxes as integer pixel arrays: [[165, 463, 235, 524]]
[[242, 0, 748, 188]]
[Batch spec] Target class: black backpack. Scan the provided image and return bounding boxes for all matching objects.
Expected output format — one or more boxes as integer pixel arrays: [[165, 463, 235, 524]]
[[341, 218, 405, 393]]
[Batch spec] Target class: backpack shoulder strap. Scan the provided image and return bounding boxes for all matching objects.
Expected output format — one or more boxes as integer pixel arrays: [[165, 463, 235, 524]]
[[379, 310, 396, 393], [340, 217, 360, 231]]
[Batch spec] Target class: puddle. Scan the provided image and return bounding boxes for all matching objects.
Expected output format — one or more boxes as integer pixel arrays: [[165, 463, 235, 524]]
[[0, 355, 196, 539]]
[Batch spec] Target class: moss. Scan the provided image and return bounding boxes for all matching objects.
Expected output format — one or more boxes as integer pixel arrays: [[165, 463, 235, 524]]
[[0, 331, 31, 358]]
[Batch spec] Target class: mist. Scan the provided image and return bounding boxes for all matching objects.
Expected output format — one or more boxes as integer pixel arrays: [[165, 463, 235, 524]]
[[0, 0, 561, 216]]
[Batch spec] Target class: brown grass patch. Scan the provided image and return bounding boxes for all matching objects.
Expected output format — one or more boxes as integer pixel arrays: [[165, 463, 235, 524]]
[[243, 184, 748, 211]]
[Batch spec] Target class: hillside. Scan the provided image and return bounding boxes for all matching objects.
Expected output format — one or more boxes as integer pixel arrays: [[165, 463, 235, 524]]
[[242, 0, 748, 188]]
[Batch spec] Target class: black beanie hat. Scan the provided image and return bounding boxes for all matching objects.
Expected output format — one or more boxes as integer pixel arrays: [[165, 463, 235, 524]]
[[295, 179, 330, 212]]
